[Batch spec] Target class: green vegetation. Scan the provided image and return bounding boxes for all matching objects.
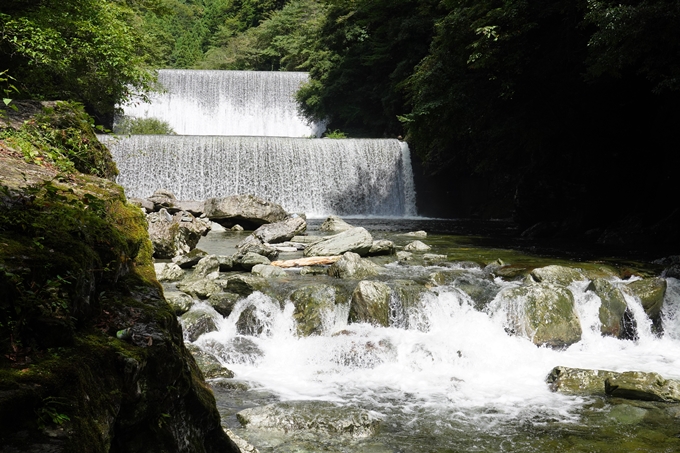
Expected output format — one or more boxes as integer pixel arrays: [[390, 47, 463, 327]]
[[114, 116, 176, 135]]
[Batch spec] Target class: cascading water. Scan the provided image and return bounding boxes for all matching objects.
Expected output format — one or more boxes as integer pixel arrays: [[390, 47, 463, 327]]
[[176, 246, 680, 452], [119, 70, 324, 137], [105, 135, 417, 217]]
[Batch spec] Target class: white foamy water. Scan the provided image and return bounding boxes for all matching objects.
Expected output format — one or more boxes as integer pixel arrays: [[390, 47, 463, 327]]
[[192, 275, 680, 425], [104, 135, 417, 216], [120, 70, 324, 137]]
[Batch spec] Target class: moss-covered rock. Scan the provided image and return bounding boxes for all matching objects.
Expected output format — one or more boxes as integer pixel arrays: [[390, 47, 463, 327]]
[[0, 110, 238, 452], [349, 281, 392, 327], [289, 284, 342, 336], [626, 277, 667, 329], [586, 279, 631, 338]]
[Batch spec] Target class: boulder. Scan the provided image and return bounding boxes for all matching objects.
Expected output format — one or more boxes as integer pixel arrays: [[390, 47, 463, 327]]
[[172, 248, 208, 269], [180, 304, 221, 342], [303, 227, 373, 257], [204, 194, 288, 228], [147, 208, 211, 259], [217, 254, 237, 272], [147, 189, 179, 212], [404, 240, 431, 252], [423, 253, 447, 264], [546, 366, 618, 396], [253, 215, 307, 244], [290, 284, 340, 336], [234, 252, 271, 271], [176, 278, 222, 300], [186, 344, 234, 379], [327, 252, 380, 279], [157, 263, 185, 282], [191, 255, 221, 279], [500, 282, 582, 348], [175, 200, 205, 216], [530, 265, 586, 286], [165, 291, 195, 316], [626, 277, 667, 321], [236, 401, 380, 438], [396, 251, 413, 262], [207, 292, 242, 317], [349, 281, 392, 327], [236, 235, 279, 260], [605, 371, 680, 402], [586, 278, 631, 338], [225, 274, 267, 297], [319, 215, 353, 232], [403, 230, 427, 238], [547, 366, 680, 403], [368, 239, 395, 256], [129, 197, 154, 212], [251, 264, 287, 278]]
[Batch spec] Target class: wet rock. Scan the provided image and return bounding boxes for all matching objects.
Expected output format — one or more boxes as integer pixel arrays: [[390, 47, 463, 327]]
[[626, 277, 667, 323], [217, 254, 237, 271], [500, 282, 582, 348], [204, 194, 288, 229], [192, 254, 221, 278], [236, 401, 381, 438], [207, 292, 241, 317], [606, 371, 680, 402], [303, 227, 374, 257], [225, 274, 268, 297], [253, 215, 307, 244], [403, 230, 427, 238], [327, 252, 380, 279], [176, 278, 222, 299], [147, 208, 211, 258], [202, 337, 264, 366], [165, 291, 195, 315], [546, 366, 618, 396], [172, 248, 208, 269], [396, 251, 413, 262], [404, 240, 431, 252], [586, 278, 631, 338], [236, 234, 279, 260], [157, 263, 185, 282], [368, 239, 395, 256], [319, 215, 353, 232], [423, 253, 447, 264], [224, 428, 259, 453], [349, 281, 392, 327], [186, 344, 235, 379], [530, 265, 586, 286], [231, 224, 244, 231], [251, 264, 287, 278], [290, 284, 340, 336], [388, 280, 428, 328], [235, 252, 271, 271], [180, 304, 221, 341]]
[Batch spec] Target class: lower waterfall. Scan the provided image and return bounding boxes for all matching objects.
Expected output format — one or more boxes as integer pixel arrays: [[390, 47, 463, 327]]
[[105, 135, 417, 217]]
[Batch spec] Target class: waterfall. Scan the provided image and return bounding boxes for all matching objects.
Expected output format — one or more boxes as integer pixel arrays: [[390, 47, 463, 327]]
[[105, 135, 417, 217], [119, 70, 324, 137]]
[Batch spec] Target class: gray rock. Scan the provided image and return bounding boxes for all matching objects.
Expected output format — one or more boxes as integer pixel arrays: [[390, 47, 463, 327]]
[[147, 189, 179, 212], [404, 240, 431, 252], [500, 282, 582, 348], [251, 264, 287, 278], [217, 255, 237, 272], [606, 371, 680, 402], [225, 274, 267, 297], [396, 251, 413, 262], [204, 194, 288, 229], [303, 227, 373, 257], [235, 252, 271, 271], [546, 366, 619, 396], [327, 252, 380, 279], [423, 253, 447, 264], [291, 235, 323, 244], [319, 215, 354, 232], [186, 344, 234, 379], [180, 305, 220, 341], [403, 230, 427, 238], [177, 278, 222, 300], [192, 255, 221, 278], [231, 224, 244, 231], [349, 281, 392, 327], [164, 291, 195, 315], [147, 208, 211, 258], [253, 215, 307, 244], [530, 265, 586, 286], [207, 292, 241, 317], [129, 197, 154, 212], [157, 263, 185, 282], [175, 200, 204, 216], [172, 248, 208, 269], [368, 239, 395, 256], [236, 235, 279, 260], [237, 401, 380, 438]]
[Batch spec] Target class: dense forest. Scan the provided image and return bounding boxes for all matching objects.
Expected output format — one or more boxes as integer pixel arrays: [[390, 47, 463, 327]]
[[2, 0, 679, 248]]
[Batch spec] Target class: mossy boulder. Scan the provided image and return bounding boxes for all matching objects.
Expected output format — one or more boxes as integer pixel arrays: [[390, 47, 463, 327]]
[[0, 117, 238, 453], [586, 278, 632, 338], [530, 265, 586, 286], [546, 366, 618, 396], [626, 277, 667, 325], [349, 281, 392, 327], [289, 284, 342, 336], [500, 282, 582, 348], [327, 252, 380, 279]]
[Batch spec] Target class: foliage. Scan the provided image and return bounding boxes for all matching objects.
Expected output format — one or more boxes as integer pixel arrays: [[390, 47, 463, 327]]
[[0, 0, 155, 121], [114, 116, 176, 135], [199, 0, 326, 71], [323, 129, 347, 138], [0, 70, 18, 116], [1, 101, 118, 179]]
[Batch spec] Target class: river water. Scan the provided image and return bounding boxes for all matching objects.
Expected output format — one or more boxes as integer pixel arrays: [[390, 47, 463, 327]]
[[178, 218, 680, 453]]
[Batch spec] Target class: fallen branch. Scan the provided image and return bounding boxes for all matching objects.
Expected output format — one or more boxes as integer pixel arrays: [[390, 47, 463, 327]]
[[270, 256, 342, 268]]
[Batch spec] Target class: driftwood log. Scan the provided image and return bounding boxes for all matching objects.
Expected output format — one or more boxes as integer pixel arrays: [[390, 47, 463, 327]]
[[270, 256, 341, 268]]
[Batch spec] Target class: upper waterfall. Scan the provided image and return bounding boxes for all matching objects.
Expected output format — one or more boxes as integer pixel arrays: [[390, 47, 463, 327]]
[[104, 135, 417, 217], [119, 70, 324, 137]]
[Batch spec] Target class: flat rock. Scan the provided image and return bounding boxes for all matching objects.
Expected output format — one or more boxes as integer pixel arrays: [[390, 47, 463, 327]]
[[303, 227, 373, 257], [204, 194, 287, 229]]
